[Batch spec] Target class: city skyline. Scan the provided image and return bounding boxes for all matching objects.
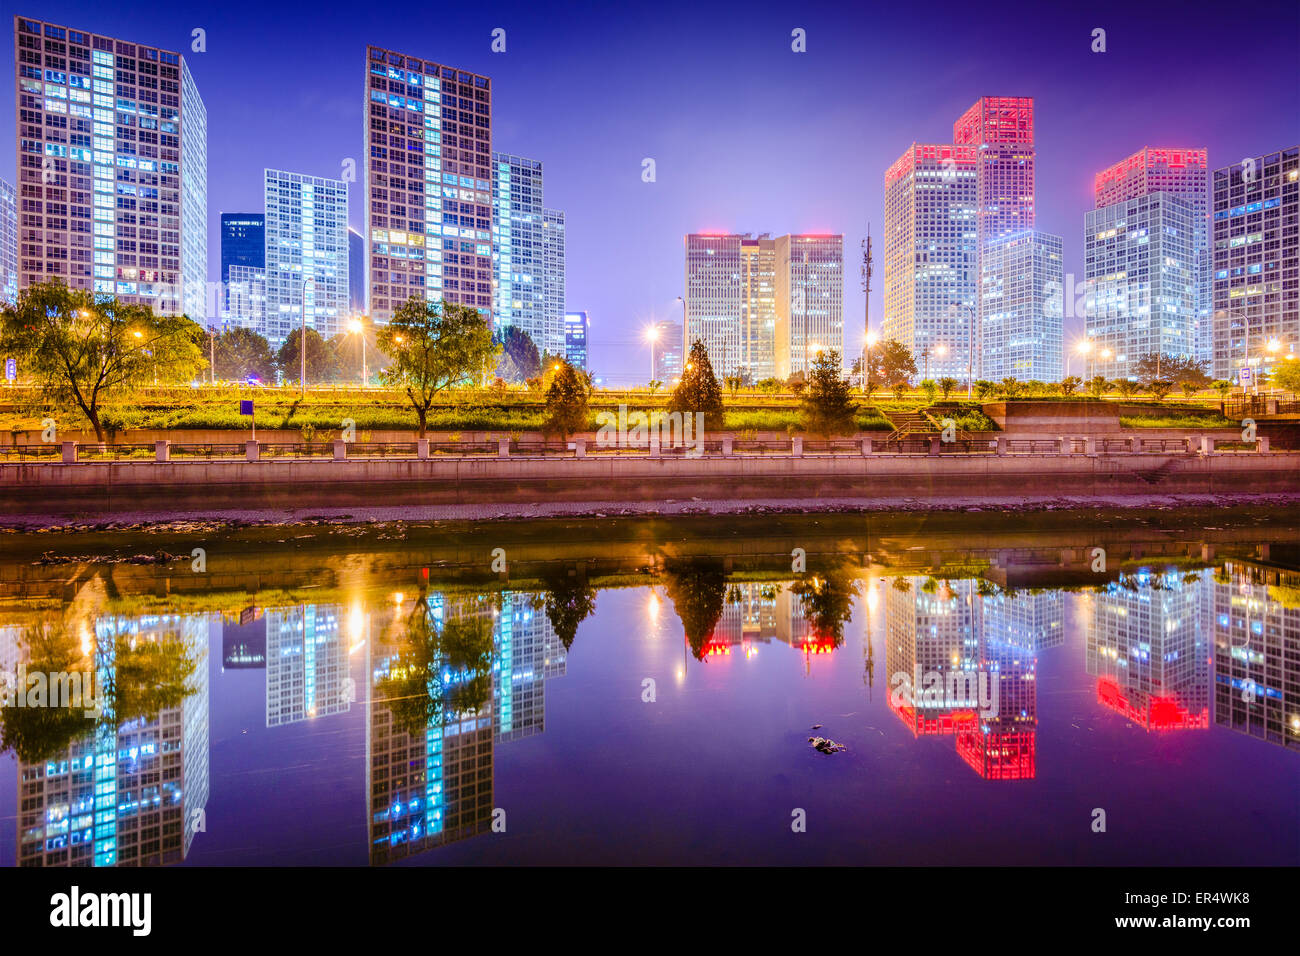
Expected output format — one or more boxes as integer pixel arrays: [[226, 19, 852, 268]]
[[1, 2, 1296, 383]]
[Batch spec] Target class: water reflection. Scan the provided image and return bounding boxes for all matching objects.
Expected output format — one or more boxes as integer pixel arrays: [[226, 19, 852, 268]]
[[1, 543, 1296, 867]]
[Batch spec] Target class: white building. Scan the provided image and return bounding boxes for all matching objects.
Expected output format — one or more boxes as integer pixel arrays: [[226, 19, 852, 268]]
[[542, 208, 566, 357], [1083, 193, 1199, 381], [263, 169, 350, 346], [981, 230, 1063, 381]]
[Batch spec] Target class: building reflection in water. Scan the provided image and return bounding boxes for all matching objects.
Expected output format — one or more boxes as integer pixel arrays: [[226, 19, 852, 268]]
[[1212, 561, 1300, 751], [10, 613, 210, 867], [1086, 570, 1209, 731]]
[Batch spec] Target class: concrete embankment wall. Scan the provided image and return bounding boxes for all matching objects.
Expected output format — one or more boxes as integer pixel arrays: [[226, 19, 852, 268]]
[[2, 453, 1297, 516]]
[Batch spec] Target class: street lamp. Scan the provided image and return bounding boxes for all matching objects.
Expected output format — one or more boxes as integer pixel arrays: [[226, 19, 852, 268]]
[[863, 330, 878, 394], [348, 316, 367, 387], [1069, 339, 1092, 380], [947, 303, 976, 398]]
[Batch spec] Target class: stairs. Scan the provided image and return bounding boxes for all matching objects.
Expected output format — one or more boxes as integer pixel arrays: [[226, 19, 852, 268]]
[[884, 411, 930, 442]]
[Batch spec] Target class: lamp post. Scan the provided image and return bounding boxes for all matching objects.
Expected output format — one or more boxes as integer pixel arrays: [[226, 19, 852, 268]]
[[1069, 339, 1092, 380], [1218, 308, 1258, 395], [864, 331, 878, 394]]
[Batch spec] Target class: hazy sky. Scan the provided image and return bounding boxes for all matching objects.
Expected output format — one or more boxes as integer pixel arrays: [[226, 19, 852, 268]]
[[4, 0, 1297, 382]]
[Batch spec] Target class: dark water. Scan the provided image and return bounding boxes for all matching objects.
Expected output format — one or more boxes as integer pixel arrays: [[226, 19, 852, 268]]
[[1, 520, 1297, 866]]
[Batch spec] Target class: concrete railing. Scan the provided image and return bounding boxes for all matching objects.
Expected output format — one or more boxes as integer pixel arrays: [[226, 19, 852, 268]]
[[31, 430, 1277, 464]]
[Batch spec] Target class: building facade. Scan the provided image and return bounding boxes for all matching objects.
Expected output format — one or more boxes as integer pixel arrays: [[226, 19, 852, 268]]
[[0, 177, 16, 303], [222, 264, 266, 332], [1211, 146, 1300, 382], [653, 318, 683, 382], [883, 143, 978, 382], [564, 310, 587, 370], [685, 232, 843, 380], [13, 17, 207, 319], [1095, 147, 1210, 367], [364, 46, 493, 325], [980, 230, 1063, 381], [492, 153, 557, 354], [542, 207, 565, 353], [220, 212, 263, 283], [348, 227, 364, 314], [1083, 192, 1199, 380], [263, 168, 349, 346]]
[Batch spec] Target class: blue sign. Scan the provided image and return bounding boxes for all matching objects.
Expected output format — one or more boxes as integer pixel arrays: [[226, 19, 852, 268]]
[[1239, 367, 1253, 386], [4, 358, 14, 381], [239, 400, 254, 416]]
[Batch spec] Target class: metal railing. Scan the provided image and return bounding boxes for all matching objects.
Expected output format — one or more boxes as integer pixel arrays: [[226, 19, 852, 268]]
[[0, 432, 1287, 463]]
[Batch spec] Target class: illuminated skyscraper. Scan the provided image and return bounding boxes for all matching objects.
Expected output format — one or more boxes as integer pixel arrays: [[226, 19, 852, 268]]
[[263, 168, 349, 346], [492, 153, 560, 354], [542, 207, 566, 350], [1095, 148, 1210, 366], [653, 319, 683, 382], [1083, 193, 1199, 380], [685, 232, 843, 379], [981, 230, 1063, 381], [13, 17, 207, 319], [1211, 146, 1300, 381], [882, 144, 978, 382], [774, 234, 843, 379], [220, 213, 264, 283], [0, 177, 16, 303], [564, 310, 588, 370], [364, 46, 493, 324]]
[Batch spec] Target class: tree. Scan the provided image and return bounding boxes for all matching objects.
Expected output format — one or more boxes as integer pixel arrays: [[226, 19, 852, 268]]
[[669, 340, 725, 429], [1149, 380, 1175, 402], [919, 379, 938, 404], [973, 380, 997, 400], [723, 375, 744, 398], [541, 576, 597, 651], [1060, 375, 1082, 396], [937, 377, 958, 400], [663, 562, 728, 661], [756, 377, 783, 395], [647, 379, 663, 396], [1272, 359, 1300, 394], [277, 327, 340, 383], [799, 349, 858, 436], [214, 327, 275, 382], [877, 339, 917, 387], [1134, 352, 1210, 389], [0, 282, 204, 442], [1113, 379, 1140, 398], [494, 325, 541, 383], [1087, 375, 1111, 398], [543, 359, 590, 438], [376, 297, 499, 438], [998, 377, 1022, 399]]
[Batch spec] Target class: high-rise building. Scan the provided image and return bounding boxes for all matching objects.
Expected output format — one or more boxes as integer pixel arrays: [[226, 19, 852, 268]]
[[684, 233, 743, 375], [685, 232, 843, 380], [263, 168, 349, 346], [774, 234, 843, 379], [883, 144, 978, 382], [0, 177, 16, 303], [653, 319, 683, 382], [1211, 146, 1300, 382], [981, 230, 1064, 381], [222, 264, 266, 332], [348, 227, 365, 314], [564, 310, 588, 370], [542, 207, 565, 352], [13, 17, 208, 319], [220, 213, 264, 283], [741, 234, 777, 380], [492, 154, 558, 354], [955, 97, 1035, 380], [1083, 192, 1199, 380], [1095, 148, 1211, 367], [363, 46, 493, 325]]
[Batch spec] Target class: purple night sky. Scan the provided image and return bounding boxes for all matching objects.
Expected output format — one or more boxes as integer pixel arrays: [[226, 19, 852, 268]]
[[4, 0, 1297, 382]]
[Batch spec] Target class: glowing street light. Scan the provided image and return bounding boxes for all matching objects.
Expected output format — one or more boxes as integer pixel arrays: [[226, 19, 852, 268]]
[[1069, 339, 1093, 379], [347, 316, 367, 387]]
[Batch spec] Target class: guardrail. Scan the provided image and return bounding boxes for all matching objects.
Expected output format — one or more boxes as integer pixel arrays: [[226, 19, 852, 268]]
[[0, 432, 1282, 464]]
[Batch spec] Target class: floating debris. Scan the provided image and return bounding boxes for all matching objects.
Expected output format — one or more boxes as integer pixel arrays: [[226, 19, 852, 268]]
[[811, 724, 822, 730], [808, 736, 847, 755]]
